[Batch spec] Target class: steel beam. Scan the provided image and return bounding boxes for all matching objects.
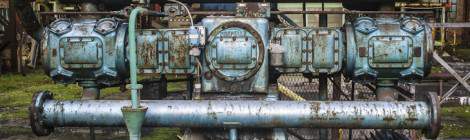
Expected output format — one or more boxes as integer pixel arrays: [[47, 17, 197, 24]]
[[433, 52, 470, 93], [440, 72, 470, 104]]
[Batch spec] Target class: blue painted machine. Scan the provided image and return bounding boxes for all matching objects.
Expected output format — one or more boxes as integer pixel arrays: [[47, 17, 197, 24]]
[[271, 28, 343, 75], [31, 1, 440, 140], [345, 17, 433, 82], [201, 17, 269, 93], [42, 18, 128, 86]]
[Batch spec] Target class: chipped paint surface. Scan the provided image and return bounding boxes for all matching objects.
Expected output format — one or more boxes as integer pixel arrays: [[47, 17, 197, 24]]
[[41, 100, 431, 129], [345, 17, 433, 81], [135, 29, 197, 74], [201, 17, 269, 93], [42, 18, 127, 85], [271, 27, 343, 75]]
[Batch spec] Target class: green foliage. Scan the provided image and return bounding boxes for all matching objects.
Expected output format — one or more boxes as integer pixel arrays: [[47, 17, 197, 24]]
[[0, 71, 124, 120], [440, 106, 470, 138], [0, 71, 81, 120], [142, 128, 180, 140]]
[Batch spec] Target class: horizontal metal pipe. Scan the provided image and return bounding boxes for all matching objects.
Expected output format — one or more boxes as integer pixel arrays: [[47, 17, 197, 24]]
[[191, 10, 432, 15], [39, 11, 125, 16], [429, 22, 470, 28], [58, 0, 403, 3], [39, 10, 432, 17], [395, 2, 446, 8], [190, 11, 236, 15], [271, 10, 433, 15], [39, 100, 431, 129]]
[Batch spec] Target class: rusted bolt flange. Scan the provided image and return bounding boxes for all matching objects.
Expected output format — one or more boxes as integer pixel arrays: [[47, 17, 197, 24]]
[[30, 91, 54, 136], [423, 92, 441, 139]]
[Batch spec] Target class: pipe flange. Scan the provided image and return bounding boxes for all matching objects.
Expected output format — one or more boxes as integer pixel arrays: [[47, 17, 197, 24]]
[[30, 91, 54, 136], [423, 92, 441, 139]]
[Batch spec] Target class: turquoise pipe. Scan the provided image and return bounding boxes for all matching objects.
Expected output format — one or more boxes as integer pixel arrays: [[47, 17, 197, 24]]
[[125, 7, 150, 140], [128, 7, 147, 109]]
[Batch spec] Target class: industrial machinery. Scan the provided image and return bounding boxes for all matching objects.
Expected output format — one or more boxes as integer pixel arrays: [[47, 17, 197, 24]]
[[23, 0, 440, 139], [345, 16, 434, 101]]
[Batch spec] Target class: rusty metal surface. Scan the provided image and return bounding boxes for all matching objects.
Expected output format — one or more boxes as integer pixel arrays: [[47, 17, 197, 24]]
[[271, 74, 422, 139], [169, 10, 432, 16], [271, 28, 343, 75], [345, 16, 433, 82], [42, 18, 128, 85], [135, 27, 206, 74], [38, 99, 432, 129], [271, 10, 433, 15], [236, 3, 271, 18], [201, 17, 269, 93]]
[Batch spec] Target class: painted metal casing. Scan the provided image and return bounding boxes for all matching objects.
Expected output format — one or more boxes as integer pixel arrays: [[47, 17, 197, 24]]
[[134, 27, 204, 74], [345, 17, 433, 81], [201, 17, 269, 93], [271, 28, 343, 75], [42, 18, 128, 85]]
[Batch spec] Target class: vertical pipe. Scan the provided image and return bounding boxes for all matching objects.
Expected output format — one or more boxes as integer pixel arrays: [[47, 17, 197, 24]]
[[319, 1, 327, 27], [229, 128, 237, 140], [79, 81, 100, 140], [441, 6, 446, 49], [273, 128, 286, 140], [376, 80, 398, 101], [80, 81, 100, 100], [160, 75, 168, 99], [268, 86, 287, 140], [302, 1, 307, 27], [187, 75, 194, 99], [124, 7, 149, 140], [400, 7, 405, 18], [128, 7, 147, 109], [318, 75, 328, 139], [318, 74, 328, 100]]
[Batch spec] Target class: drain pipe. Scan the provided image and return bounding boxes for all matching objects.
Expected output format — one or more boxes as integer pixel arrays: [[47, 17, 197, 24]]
[[125, 7, 148, 140], [126, 7, 167, 140], [229, 128, 237, 140]]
